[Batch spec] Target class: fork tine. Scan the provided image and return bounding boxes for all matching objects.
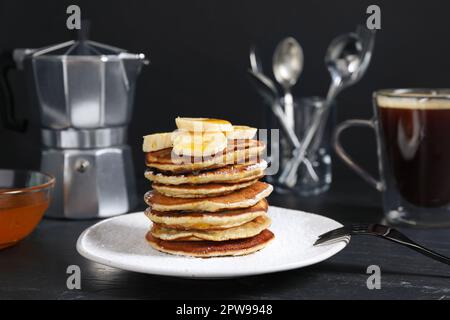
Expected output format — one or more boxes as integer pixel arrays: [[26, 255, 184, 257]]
[[316, 227, 345, 240], [327, 228, 349, 239], [314, 235, 349, 246], [314, 226, 350, 246], [326, 225, 351, 237]]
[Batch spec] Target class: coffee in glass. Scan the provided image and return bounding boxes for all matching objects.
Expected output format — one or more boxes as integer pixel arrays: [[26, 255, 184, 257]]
[[334, 89, 450, 227], [378, 91, 450, 208]]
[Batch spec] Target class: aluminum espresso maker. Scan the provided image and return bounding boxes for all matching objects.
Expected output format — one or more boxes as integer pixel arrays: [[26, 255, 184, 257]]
[[0, 34, 148, 219]]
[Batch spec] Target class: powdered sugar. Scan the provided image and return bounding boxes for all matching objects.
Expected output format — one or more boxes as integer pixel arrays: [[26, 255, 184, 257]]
[[244, 160, 268, 171]]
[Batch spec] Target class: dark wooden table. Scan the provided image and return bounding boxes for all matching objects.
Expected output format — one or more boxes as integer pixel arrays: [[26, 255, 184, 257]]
[[1, 174, 449, 300]]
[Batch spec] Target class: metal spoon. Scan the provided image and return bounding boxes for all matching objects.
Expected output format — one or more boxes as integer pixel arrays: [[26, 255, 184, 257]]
[[311, 26, 375, 151], [279, 28, 375, 188], [247, 69, 318, 181], [272, 37, 304, 130], [250, 45, 264, 74]]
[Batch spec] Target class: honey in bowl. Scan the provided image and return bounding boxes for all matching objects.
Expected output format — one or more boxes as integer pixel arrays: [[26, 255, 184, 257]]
[[0, 170, 54, 249]]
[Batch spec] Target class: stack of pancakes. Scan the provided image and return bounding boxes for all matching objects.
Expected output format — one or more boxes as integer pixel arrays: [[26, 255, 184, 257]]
[[143, 134, 274, 257]]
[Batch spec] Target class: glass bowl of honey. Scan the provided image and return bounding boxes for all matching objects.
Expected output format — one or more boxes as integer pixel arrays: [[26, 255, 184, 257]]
[[0, 169, 55, 249]]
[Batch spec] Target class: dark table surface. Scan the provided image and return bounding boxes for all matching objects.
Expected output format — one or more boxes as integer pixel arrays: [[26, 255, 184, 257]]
[[1, 174, 450, 300]]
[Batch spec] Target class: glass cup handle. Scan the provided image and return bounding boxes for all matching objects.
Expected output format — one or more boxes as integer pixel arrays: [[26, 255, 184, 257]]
[[333, 118, 384, 192]]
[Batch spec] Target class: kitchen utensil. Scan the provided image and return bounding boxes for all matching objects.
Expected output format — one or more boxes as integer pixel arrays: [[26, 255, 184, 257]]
[[247, 70, 318, 180], [249, 44, 264, 74], [0, 26, 149, 219], [279, 28, 375, 187], [315, 223, 450, 265], [272, 37, 304, 130], [277, 96, 334, 196]]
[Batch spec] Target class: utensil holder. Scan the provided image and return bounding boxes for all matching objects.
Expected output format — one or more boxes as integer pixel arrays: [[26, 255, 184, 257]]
[[266, 96, 335, 196]]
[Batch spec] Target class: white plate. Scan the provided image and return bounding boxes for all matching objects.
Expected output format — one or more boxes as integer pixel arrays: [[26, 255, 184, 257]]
[[76, 206, 349, 278]]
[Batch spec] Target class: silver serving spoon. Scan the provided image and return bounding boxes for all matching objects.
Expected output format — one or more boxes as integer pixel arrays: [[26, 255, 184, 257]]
[[247, 69, 318, 181], [272, 37, 304, 130], [279, 28, 375, 187]]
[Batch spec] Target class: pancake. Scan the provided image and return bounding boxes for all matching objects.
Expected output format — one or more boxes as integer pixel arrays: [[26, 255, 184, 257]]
[[145, 181, 273, 212], [145, 139, 265, 173], [151, 215, 271, 241], [152, 179, 258, 198], [145, 161, 267, 185], [146, 229, 275, 257], [145, 199, 268, 230]]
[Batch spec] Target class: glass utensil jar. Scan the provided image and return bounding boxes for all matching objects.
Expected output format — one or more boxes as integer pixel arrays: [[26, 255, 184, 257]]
[[268, 96, 335, 196]]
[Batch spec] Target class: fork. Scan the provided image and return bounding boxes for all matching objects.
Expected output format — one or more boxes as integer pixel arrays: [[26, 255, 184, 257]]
[[314, 223, 450, 265]]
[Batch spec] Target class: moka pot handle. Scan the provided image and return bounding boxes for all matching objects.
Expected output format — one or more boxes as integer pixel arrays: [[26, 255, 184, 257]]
[[0, 49, 27, 132]]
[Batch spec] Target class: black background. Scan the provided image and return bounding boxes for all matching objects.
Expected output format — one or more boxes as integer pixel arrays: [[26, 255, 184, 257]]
[[1, 0, 449, 197]]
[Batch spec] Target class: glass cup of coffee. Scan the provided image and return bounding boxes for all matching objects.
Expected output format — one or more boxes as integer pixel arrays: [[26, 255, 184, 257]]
[[334, 89, 450, 227]]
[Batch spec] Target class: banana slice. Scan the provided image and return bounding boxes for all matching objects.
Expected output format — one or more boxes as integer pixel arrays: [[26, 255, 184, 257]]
[[175, 117, 233, 132], [172, 130, 227, 157], [226, 125, 257, 140], [143, 132, 173, 152]]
